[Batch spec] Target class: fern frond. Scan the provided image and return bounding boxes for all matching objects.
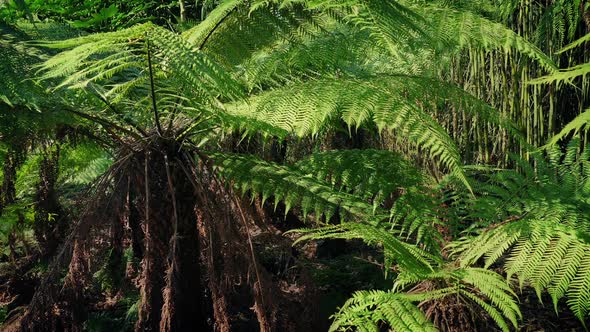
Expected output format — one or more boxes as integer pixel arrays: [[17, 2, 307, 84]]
[[529, 63, 590, 86], [38, 23, 243, 105], [528, 33, 590, 85], [184, 0, 326, 67], [449, 140, 590, 321], [544, 109, 590, 147], [0, 23, 51, 108], [58, 143, 113, 187], [558, 32, 590, 54], [224, 76, 479, 189], [293, 222, 438, 274], [394, 265, 520, 332], [414, 5, 556, 71], [306, 150, 439, 246], [330, 290, 437, 332], [459, 268, 521, 329], [294, 149, 426, 205], [211, 152, 377, 221]]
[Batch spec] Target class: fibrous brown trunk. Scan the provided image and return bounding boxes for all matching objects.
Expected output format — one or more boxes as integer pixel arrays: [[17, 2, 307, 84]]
[[159, 154, 206, 331], [1, 148, 20, 213], [33, 145, 67, 261], [127, 176, 144, 260], [13, 137, 320, 332], [135, 151, 173, 331], [135, 147, 207, 332]]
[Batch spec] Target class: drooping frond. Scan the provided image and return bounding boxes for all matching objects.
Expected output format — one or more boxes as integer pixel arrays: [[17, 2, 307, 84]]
[[224, 74, 519, 189], [396, 266, 521, 332], [290, 0, 429, 57], [184, 0, 326, 67], [457, 218, 590, 320], [294, 149, 443, 248], [291, 209, 521, 331], [529, 33, 590, 85], [210, 152, 378, 221], [239, 28, 380, 90], [529, 62, 590, 86], [456, 267, 521, 331], [453, 140, 590, 321], [255, 0, 556, 71], [558, 32, 590, 54], [58, 143, 113, 188], [213, 149, 444, 250], [0, 23, 49, 108], [294, 149, 426, 205], [293, 222, 437, 275], [545, 108, 590, 147], [411, 4, 556, 71]]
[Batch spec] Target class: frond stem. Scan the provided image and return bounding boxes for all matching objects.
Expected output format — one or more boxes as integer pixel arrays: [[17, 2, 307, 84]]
[[88, 86, 149, 137], [198, 6, 237, 50], [146, 38, 164, 136]]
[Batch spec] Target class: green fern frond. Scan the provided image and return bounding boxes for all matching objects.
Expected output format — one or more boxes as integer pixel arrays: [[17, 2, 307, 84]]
[[544, 109, 590, 147], [457, 218, 590, 321], [528, 33, 590, 86], [214, 149, 444, 249], [453, 143, 590, 321], [376, 264, 520, 332], [224, 76, 477, 189], [295, 149, 426, 205], [38, 23, 243, 105], [184, 0, 326, 67], [296, 150, 442, 248], [211, 152, 377, 221], [558, 32, 590, 54], [58, 143, 113, 187], [293, 222, 438, 274], [330, 290, 437, 332], [0, 23, 51, 108], [529, 63, 590, 86], [459, 268, 521, 329], [414, 5, 556, 71]]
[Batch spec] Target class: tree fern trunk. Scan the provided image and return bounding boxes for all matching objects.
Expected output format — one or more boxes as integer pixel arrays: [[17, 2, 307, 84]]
[[159, 155, 207, 332], [33, 145, 66, 261], [135, 151, 173, 332], [135, 148, 207, 332]]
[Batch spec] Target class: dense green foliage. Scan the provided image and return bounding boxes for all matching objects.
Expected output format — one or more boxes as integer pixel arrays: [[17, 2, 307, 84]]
[[1, 0, 590, 331]]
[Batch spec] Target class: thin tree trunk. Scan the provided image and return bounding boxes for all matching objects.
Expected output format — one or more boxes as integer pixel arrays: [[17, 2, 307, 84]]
[[179, 0, 186, 22]]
